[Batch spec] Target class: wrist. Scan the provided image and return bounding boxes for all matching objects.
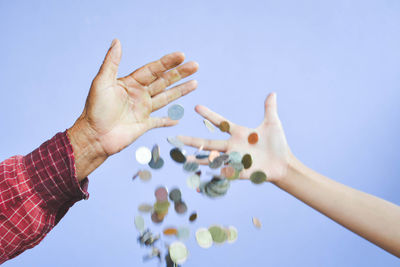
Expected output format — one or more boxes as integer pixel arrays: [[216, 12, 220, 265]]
[[67, 116, 108, 181], [270, 152, 303, 186]]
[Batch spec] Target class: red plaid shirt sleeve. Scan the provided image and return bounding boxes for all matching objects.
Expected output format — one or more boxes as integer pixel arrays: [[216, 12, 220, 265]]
[[0, 130, 89, 263]]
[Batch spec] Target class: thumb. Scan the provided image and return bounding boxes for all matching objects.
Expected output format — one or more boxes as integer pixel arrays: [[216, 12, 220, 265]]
[[95, 39, 122, 85], [263, 92, 280, 124]]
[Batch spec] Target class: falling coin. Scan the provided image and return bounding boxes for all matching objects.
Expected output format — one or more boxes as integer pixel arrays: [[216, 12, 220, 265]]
[[189, 212, 197, 222], [151, 212, 163, 224], [195, 228, 213, 249], [208, 225, 228, 244], [174, 201, 188, 214], [138, 203, 153, 213], [250, 170, 267, 184], [134, 215, 145, 232], [168, 104, 184, 120], [135, 146, 152, 164], [248, 132, 259, 144], [169, 188, 182, 202], [138, 170, 152, 181], [241, 154, 253, 169], [219, 121, 230, 133], [170, 148, 186, 163], [151, 144, 160, 162], [227, 226, 238, 243], [252, 217, 262, 229], [148, 157, 164, 170], [154, 201, 170, 214], [228, 151, 242, 163], [177, 226, 190, 241], [155, 186, 169, 202], [186, 174, 201, 190], [183, 161, 199, 172], [221, 166, 236, 180], [203, 119, 215, 132], [169, 241, 188, 264], [208, 150, 220, 162], [167, 136, 184, 148], [163, 227, 178, 236]]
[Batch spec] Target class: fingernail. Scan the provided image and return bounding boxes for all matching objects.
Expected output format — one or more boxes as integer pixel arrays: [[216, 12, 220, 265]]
[[110, 39, 117, 48]]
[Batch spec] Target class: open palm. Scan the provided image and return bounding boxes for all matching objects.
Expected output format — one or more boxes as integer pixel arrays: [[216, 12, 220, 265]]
[[178, 93, 291, 183], [78, 39, 199, 156]]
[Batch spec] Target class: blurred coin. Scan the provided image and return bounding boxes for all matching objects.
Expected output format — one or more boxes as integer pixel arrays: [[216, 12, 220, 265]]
[[138, 203, 153, 213], [209, 158, 223, 169], [155, 186, 169, 202], [169, 188, 182, 202], [228, 151, 242, 163], [135, 146, 152, 164], [132, 171, 140, 181], [189, 212, 197, 222], [169, 241, 188, 264], [183, 161, 199, 172], [208, 150, 220, 162], [174, 201, 187, 214], [170, 148, 186, 163], [151, 144, 160, 162], [186, 174, 201, 190], [252, 217, 262, 229], [208, 225, 227, 244], [248, 132, 259, 144], [221, 166, 235, 179], [167, 136, 184, 148], [230, 162, 244, 172], [241, 154, 253, 169], [134, 215, 145, 232], [195, 153, 209, 159], [148, 157, 164, 169], [227, 226, 238, 243], [168, 104, 184, 120], [154, 201, 170, 214], [250, 171, 267, 184], [219, 121, 230, 132], [195, 228, 213, 249], [151, 212, 163, 224], [203, 119, 215, 132], [163, 227, 178, 236], [138, 170, 152, 181], [177, 226, 190, 241], [195, 170, 202, 176]]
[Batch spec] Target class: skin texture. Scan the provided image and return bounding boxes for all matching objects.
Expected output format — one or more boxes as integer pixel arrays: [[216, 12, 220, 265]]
[[67, 39, 199, 181], [178, 93, 400, 258]]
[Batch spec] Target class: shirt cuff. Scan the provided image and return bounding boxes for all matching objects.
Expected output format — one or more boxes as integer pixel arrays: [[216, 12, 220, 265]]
[[23, 130, 89, 212]]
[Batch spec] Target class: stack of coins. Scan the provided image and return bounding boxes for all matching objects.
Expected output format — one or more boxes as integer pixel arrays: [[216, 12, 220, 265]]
[[152, 186, 171, 224]]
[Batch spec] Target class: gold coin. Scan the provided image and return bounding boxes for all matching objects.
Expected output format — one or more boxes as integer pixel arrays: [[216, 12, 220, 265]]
[[241, 154, 253, 169], [250, 170, 267, 184], [248, 132, 259, 144], [219, 121, 230, 133], [163, 227, 178, 236]]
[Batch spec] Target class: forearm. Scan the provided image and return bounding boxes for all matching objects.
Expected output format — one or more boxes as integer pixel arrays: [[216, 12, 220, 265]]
[[274, 154, 400, 257], [67, 116, 108, 182]]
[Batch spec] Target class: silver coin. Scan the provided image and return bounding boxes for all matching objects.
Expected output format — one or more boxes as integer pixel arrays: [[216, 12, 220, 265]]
[[169, 188, 182, 202], [170, 148, 186, 164], [186, 174, 201, 190], [151, 144, 160, 162], [134, 215, 145, 232], [167, 136, 184, 148], [227, 226, 238, 243], [196, 228, 213, 249], [209, 158, 224, 169], [195, 153, 209, 159], [169, 241, 188, 264], [149, 157, 164, 169], [228, 151, 242, 163], [176, 226, 190, 241], [135, 146, 152, 164], [203, 119, 215, 132], [168, 104, 184, 120], [183, 161, 199, 172]]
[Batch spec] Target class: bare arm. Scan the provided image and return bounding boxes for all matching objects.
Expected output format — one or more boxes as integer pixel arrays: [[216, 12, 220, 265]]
[[178, 93, 400, 257]]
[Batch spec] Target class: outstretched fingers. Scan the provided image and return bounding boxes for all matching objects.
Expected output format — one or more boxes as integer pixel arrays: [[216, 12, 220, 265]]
[[195, 105, 236, 134], [124, 52, 185, 86], [151, 80, 198, 112], [177, 135, 228, 152]]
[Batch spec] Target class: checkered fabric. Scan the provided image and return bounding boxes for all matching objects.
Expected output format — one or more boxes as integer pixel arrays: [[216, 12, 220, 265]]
[[0, 131, 89, 263]]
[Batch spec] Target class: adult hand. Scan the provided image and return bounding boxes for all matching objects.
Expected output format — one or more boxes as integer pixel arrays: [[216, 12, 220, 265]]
[[178, 93, 291, 183], [68, 39, 199, 180]]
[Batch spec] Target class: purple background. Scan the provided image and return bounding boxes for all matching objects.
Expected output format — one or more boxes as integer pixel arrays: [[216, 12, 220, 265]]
[[1, 0, 400, 266]]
